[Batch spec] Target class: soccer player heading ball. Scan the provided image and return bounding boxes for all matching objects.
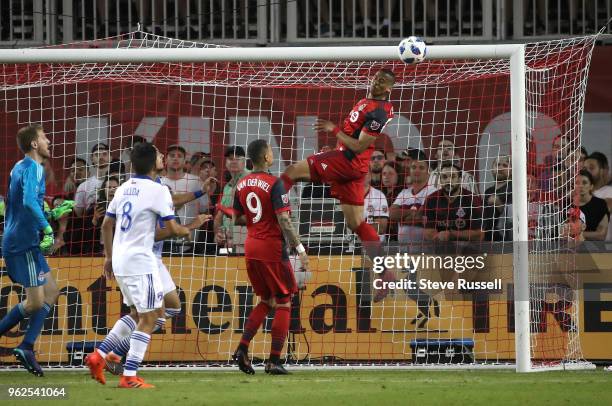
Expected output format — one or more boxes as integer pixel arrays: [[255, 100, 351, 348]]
[[280, 68, 395, 300], [232, 139, 310, 375]]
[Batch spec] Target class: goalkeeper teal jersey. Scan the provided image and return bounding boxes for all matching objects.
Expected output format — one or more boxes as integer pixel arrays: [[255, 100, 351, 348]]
[[2, 156, 50, 256]]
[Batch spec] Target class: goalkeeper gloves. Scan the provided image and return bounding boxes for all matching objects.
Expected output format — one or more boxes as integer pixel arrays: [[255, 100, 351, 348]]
[[49, 200, 76, 220], [40, 225, 55, 254]]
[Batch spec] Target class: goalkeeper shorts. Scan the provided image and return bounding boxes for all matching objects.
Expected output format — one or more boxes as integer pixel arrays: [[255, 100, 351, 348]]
[[4, 248, 50, 288]]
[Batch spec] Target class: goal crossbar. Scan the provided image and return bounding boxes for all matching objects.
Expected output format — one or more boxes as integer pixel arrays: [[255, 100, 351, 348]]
[[0, 44, 522, 63]]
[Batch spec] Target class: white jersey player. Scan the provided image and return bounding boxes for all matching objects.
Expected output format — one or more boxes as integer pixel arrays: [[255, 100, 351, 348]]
[[86, 142, 192, 389]]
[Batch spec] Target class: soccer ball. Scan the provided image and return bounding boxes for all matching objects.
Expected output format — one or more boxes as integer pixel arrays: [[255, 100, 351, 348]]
[[398, 36, 426, 64]]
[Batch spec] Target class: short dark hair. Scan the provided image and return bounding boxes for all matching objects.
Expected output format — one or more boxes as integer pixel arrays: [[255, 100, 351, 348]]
[[108, 159, 125, 176], [70, 157, 87, 167], [225, 145, 246, 158], [130, 142, 157, 175], [580, 146, 588, 157], [16, 124, 43, 153], [99, 175, 121, 203], [586, 152, 609, 170], [130, 135, 146, 147], [440, 161, 463, 176], [379, 68, 396, 84], [247, 139, 269, 166], [408, 148, 428, 162], [91, 142, 109, 154], [578, 169, 594, 185]]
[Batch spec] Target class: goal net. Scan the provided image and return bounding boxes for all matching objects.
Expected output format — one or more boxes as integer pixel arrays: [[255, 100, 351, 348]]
[[0, 31, 597, 370]]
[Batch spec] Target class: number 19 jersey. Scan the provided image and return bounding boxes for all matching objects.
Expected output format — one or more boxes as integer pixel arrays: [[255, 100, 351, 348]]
[[233, 171, 291, 262], [106, 175, 175, 276]]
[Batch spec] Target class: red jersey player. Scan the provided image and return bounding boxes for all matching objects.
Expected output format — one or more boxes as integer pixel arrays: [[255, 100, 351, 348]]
[[280, 69, 396, 298], [232, 139, 309, 375]]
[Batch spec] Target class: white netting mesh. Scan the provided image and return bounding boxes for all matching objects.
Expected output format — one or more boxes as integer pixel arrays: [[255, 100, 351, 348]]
[[0, 30, 597, 369]]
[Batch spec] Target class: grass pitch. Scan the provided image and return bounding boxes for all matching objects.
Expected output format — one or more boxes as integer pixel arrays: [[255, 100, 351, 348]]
[[0, 369, 609, 405]]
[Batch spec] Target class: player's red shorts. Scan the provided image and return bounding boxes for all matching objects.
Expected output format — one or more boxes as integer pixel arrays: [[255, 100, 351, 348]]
[[246, 259, 298, 300], [306, 150, 365, 205]]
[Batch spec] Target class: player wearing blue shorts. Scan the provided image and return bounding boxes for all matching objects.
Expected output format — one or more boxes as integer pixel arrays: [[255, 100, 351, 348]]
[[0, 124, 70, 376]]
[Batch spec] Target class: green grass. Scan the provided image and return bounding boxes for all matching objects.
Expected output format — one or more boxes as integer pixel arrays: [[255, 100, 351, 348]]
[[0, 369, 609, 405]]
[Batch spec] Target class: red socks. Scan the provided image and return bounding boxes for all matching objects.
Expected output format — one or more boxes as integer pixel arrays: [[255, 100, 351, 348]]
[[269, 306, 291, 362], [239, 302, 271, 348], [354, 221, 381, 242], [280, 173, 295, 192]]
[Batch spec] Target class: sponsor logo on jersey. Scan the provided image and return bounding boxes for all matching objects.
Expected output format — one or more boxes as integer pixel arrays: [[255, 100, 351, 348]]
[[369, 120, 381, 131], [455, 218, 467, 229], [321, 163, 328, 170], [281, 194, 289, 204]]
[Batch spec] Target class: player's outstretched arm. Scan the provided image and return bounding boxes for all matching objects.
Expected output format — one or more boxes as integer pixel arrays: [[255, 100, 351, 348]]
[[276, 211, 310, 272], [154, 214, 211, 241], [163, 219, 191, 239], [171, 178, 217, 209]]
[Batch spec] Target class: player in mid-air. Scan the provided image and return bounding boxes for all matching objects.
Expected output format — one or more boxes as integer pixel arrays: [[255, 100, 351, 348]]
[[94, 145, 212, 376], [280, 69, 396, 299], [86, 142, 191, 389], [232, 139, 309, 375], [0, 124, 74, 376]]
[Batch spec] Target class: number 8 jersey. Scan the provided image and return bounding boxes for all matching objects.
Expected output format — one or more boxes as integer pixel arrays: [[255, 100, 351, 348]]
[[106, 175, 175, 276], [233, 172, 291, 262]]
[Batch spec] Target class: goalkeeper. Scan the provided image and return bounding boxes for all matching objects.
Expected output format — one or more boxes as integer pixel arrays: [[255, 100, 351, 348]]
[[0, 125, 74, 377]]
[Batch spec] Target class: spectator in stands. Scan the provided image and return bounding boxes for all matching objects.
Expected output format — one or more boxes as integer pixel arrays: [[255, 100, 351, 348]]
[[482, 155, 512, 241], [214, 145, 250, 251], [390, 149, 437, 244], [63, 157, 88, 199], [74, 142, 110, 216], [428, 139, 477, 194], [539, 134, 571, 191], [395, 147, 420, 185], [161, 144, 211, 252], [108, 159, 126, 182], [574, 169, 609, 241], [369, 149, 386, 188], [363, 172, 389, 241], [380, 161, 403, 206], [423, 162, 484, 242], [584, 152, 610, 192], [91, 176, 121, 229], [191, 152, 219, 205]]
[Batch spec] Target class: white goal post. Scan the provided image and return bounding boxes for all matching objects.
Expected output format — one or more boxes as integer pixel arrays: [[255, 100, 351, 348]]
[[0, 38, 596, 373]]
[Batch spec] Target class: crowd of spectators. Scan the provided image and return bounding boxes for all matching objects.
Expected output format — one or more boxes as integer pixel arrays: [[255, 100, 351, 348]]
[[1, 132, 610, 257]]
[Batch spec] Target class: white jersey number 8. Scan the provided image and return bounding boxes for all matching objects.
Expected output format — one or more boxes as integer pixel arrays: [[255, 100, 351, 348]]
[[246, 192, 262, 223]]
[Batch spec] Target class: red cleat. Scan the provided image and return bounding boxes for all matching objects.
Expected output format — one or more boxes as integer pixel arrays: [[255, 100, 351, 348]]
[[118, 375, 155, 389], [104, 352, 124, 376], [85, 351, 106, 385]]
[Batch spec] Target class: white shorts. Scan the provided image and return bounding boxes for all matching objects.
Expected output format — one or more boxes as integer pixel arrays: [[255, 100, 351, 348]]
[[157, 257, 177, 295], [115, 273, 163, 313]]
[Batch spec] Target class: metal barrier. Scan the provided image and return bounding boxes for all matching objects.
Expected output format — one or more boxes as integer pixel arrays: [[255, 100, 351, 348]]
[[0, 0, 610, 47]]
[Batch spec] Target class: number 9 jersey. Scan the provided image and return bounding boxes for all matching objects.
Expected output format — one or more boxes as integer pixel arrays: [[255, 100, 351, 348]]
[[106, 175, 175, 276], [233, 172, 291, 262]]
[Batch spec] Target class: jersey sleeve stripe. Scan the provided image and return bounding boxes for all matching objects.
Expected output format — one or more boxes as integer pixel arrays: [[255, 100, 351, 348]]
[[105, 212, 117, 218], [160, 215, 175, 221], [274, 207, 291, 215]]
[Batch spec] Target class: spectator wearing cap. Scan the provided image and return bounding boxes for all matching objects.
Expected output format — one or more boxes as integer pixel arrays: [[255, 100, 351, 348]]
[[428, 139, 477, 194], [369, 149, 386, 188], [161, 144, 210, 250], [190, 152, 219, 203], [74, 142, 110, 216], [213, 145, 250, 249], [63, 157, 88, 198]]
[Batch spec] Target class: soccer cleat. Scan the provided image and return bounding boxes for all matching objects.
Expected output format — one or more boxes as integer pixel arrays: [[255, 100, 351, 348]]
[[265, 361, 290, 375], [13, 348, 44, 377], [85, 351, 106, 385], [233, 347, 255, 375], [118, 375, 155, 389], [104, 352, 124, 376]]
